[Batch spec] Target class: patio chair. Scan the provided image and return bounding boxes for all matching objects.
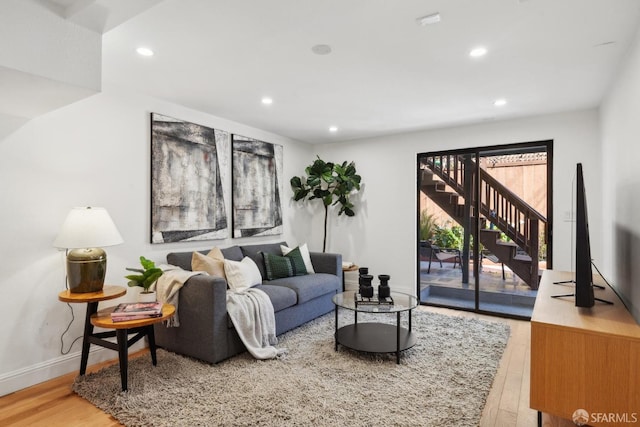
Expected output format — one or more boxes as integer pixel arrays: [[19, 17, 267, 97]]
[[481, 250, 506, 280], [420, 241, 462, 273]]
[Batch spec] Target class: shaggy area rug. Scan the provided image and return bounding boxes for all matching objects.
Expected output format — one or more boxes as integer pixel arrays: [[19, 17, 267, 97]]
[[73, 310, 510, 427]]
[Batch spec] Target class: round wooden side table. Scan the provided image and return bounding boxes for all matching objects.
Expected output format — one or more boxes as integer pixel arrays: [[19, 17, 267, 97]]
[[342, 264, 359, 292], [91, 304, 175, 391], [58, 285, 127, 376]]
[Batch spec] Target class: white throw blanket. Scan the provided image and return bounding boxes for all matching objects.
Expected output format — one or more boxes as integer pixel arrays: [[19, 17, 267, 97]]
[[226, 288, 285, 360], [153, 265, 204, 327]]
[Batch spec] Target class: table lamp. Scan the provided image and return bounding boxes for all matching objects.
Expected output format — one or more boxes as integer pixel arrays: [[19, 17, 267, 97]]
[[53, 207, 124, 293]]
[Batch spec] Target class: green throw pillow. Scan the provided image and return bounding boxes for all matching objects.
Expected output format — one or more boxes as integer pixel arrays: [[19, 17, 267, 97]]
[[284, 247, 307, 275], [262, 250, 307, 280]]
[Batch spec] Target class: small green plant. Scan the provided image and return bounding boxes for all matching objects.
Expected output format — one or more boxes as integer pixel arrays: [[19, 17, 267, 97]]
[[419, 211, 437, 241], [432, 223, 464, 250], [125, 256, 163, 293]]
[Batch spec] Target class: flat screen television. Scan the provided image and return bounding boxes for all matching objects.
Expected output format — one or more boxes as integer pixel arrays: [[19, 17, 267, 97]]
[[551, 164, 612, 305], [574, 163, 594, 307]]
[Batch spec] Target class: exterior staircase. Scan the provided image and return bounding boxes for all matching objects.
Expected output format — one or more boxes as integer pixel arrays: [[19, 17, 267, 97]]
[[420, 155, 547, 289]]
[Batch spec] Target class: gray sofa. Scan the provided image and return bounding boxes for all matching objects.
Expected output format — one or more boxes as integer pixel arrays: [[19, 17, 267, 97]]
[[154, 241, 342, 363]]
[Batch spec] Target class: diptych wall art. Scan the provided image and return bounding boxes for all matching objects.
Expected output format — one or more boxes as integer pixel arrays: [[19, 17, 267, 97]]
[[231, 135, 283, 238], [150, 113, 229, 243]]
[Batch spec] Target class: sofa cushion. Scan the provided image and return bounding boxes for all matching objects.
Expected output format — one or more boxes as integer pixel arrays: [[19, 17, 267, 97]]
[[253, 284, 297, 312], [221, 245, 243, 261], [167, 251, 201, 271], [240, 242, 287, 278], [267, 273, 340, 304], [168, 246, 242, 271]]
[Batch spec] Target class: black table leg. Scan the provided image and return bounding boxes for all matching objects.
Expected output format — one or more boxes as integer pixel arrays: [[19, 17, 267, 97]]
[[396, 311, 401, 364], [79, 302, 99, 375], [116, 329, 129, 391], [334, 305, 338, 351], [147, 326, 157, 366]]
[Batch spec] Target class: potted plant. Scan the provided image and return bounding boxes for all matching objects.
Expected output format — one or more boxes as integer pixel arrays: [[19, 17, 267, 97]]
[[125, 256, 163, 302], [290, 156, 362, 252]]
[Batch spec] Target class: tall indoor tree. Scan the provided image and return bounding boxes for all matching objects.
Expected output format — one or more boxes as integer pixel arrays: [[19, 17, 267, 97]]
[[290, 156, 362, 252]]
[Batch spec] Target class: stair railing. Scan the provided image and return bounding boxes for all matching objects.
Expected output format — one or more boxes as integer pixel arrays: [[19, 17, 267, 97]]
[[479, 169, 545, 259]]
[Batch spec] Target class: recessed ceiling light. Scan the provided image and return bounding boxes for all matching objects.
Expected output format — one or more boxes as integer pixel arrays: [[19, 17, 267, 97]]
[[494, 98, 507, 107], [329, 126, 338, 133], [470, 47, 488, 58], [417, 12, 441, 26], [311, 44, 332, 55], [136, 47, 154, 57], [261, 97, 273, 105]]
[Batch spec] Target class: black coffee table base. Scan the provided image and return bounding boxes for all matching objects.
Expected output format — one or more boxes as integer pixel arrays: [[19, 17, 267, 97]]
[[335, 321, 417, 364]]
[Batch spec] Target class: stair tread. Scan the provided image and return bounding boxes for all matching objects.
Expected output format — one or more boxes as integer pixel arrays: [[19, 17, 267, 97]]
[[495, 240, 518, 247], [480, 229, 501, 234], [513, 254, 532, 262]]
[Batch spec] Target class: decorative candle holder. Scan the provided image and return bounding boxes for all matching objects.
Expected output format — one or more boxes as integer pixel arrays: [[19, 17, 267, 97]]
[[378, 274, 390, 298], [358, 267, 369, 294], [360, 274, 374, 297]]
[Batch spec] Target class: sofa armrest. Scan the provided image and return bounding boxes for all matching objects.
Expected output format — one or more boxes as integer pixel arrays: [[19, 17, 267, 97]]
[[309, 252, 342, 277], [154, 274, 229, 364]]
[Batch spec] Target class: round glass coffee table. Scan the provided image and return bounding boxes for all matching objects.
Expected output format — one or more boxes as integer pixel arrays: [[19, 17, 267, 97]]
[[332, 291, 418, 364]]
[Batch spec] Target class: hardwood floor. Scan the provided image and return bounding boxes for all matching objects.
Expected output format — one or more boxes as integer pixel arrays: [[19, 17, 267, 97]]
[[0, 307, 558, 426]]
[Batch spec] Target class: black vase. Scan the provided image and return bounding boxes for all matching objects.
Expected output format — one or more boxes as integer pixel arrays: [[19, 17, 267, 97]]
[[361, 274, 374, 297]]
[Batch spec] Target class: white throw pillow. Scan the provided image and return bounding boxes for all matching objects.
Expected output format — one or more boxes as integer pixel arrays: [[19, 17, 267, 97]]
[[224, 257, 263, 291], [281, 243, 315, 273]]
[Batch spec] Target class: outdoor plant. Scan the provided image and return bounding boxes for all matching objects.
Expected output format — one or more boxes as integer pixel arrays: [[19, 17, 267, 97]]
[[125, 256, 163, 293], [432, 223, 464, 250], [419, 210, 437, 241], [290, 156, 362, 252]]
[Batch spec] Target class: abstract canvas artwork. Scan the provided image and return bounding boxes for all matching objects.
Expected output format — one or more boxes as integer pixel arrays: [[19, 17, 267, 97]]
[[150, 113, 229, 243], [231, 135, 283, 238]]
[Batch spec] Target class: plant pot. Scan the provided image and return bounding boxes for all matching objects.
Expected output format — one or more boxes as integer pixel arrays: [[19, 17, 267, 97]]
[[138, 290, 157, 302]]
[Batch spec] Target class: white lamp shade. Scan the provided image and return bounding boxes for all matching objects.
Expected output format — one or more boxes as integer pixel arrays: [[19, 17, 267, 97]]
[[53, 207, 124, 249]]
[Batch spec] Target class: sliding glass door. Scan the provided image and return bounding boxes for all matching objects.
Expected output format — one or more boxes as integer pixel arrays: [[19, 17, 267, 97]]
[[417, 141, 552, 319]]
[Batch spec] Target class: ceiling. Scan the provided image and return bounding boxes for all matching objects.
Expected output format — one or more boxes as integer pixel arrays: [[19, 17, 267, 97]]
[[95, 0, 640, 143]]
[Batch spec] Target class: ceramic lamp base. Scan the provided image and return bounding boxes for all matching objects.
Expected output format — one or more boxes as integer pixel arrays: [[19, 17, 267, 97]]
[[67, 248, 107, 293]]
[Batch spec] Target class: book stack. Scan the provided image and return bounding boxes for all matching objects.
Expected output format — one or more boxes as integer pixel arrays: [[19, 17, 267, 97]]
[[110, 302, 163, 322], [354, 293, 394, 306]]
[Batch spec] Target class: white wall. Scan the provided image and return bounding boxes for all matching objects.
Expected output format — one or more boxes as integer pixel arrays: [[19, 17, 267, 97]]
[[601, 25, 640, 322], [0, 87, 313, 396], [316, 110, 602, 296], [0, 83, 607, 396]]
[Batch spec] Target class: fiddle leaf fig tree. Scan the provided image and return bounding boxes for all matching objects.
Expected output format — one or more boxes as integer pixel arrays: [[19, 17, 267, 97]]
[[290, 156, 362, 252]]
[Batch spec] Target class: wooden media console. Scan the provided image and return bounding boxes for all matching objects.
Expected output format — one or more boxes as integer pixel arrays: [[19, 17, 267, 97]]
[[530, 270, 640, 426]]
